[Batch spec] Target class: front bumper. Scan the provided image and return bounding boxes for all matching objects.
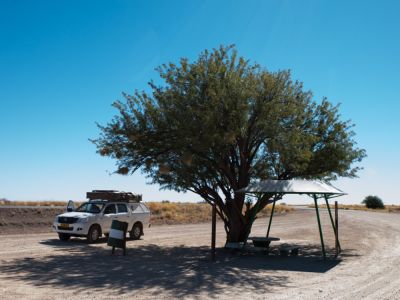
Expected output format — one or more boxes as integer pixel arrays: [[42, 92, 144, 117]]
[[52, 222, 90, 235]]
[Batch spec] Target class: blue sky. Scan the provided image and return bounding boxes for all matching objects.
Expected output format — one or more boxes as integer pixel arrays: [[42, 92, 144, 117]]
[[1, 0, 399, 204]]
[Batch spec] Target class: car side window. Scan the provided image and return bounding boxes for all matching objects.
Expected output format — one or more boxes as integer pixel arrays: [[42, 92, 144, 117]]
[[139, 203, 149, 213], [117, 204, 128, 213], [104, 204, 116, 214], [130, 203, 139, 212], [132, 205, 143, 213], [89, 204, 101, 213]]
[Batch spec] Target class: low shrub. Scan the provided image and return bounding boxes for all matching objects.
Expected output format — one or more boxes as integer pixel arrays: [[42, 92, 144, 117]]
[[362, 195, 385, 209]]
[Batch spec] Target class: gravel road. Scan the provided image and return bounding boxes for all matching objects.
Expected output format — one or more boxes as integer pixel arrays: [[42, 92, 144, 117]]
[[0, 209, 399, 299]]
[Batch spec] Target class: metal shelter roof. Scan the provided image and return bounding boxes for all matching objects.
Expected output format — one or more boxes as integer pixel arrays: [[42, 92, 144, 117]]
[[237, 179, 346, 197]]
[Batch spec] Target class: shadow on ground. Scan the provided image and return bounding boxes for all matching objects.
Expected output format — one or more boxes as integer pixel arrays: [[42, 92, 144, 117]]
[[0, 239, 351, 297]]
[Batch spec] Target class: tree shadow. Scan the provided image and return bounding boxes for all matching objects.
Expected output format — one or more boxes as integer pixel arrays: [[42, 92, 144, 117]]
[[0, 239, 351, 298]]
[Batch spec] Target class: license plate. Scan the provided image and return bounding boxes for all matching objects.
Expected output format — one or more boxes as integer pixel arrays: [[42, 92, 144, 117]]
[[60, 223, 69, 229]]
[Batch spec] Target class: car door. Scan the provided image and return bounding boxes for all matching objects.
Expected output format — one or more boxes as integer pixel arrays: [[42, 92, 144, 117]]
[[128, 203, 139, 224], [139, 203, 151, 227], [102, 204, 117, 233], [131, 203, 149, 226], [116, 203, 130, 225]]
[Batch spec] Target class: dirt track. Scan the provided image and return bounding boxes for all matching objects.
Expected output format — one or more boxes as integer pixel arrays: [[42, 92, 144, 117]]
[[0, 209, 399, 299]]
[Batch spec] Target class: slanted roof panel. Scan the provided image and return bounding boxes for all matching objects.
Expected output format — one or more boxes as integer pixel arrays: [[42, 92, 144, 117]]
[[237, 179, 345, 195]]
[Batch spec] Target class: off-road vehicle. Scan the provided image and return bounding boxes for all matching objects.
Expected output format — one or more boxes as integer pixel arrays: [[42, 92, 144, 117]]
[[53, 190, 150, 243]]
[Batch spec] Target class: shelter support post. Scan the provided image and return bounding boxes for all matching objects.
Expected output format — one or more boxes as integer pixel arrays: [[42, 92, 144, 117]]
[[324, 195, 341, 251], [266, 200, 276, 238], [211, 203, 216, 261], [313, 195, 326, 260], [335, 201, 339, 256]]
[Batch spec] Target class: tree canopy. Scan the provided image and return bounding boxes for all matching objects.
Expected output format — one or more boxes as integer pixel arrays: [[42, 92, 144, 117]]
[[93, 45, 366, 242]]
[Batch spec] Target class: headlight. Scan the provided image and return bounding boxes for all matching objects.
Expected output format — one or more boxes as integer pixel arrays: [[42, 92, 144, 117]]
[[77, 218, 89, 223], [54, 217, 59, 223]]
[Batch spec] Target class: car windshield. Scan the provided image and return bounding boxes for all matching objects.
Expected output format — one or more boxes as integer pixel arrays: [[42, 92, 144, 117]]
[[75, 202, 105, 214]]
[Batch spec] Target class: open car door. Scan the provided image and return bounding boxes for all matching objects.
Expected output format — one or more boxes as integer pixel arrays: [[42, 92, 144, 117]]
[[66, 200, 75, 212]]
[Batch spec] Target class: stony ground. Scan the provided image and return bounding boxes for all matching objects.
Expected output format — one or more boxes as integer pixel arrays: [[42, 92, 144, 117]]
[[0, 207, 64, 234], [0, 209, 399, 299]]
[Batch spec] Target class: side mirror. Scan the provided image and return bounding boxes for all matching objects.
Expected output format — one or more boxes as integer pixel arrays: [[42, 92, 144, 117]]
[[67, 207, 73, 212]]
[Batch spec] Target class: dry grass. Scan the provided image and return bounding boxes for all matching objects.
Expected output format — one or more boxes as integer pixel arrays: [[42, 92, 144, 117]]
[[147, 202, 212, 225], [148, 202, 293, 225], [258, 203, 294, 217], [308, 203, 400, 213]]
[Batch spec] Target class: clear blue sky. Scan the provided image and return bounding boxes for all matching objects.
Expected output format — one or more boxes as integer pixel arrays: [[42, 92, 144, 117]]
[[1, 0, 399, 204]]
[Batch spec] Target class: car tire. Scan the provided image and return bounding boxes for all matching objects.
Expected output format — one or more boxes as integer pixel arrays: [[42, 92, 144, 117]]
[[130, 222, 142, 240], [87, 225, 102, 243], [58, 233, 71, 241]]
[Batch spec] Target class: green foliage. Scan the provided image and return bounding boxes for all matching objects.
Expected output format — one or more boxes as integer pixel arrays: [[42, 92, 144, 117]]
[[362, 195, 385, 209], [93, 45, 366, 242]]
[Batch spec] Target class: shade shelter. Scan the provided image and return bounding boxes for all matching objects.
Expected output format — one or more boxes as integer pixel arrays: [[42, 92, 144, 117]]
[[236, 179, 346, 259]]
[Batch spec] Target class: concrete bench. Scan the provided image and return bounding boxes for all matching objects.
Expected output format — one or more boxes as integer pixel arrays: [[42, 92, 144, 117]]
[[225, 242, 245, 249], [279, 245, 299, 257], [225, 242, 272, 254], [247, 237, 280, 248]]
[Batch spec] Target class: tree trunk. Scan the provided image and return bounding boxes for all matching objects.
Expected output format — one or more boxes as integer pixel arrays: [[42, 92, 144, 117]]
[[225, 206, 253, 243]]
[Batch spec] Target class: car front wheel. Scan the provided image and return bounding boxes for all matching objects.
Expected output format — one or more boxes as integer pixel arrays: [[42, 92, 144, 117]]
[[87, 225, 101, 243]]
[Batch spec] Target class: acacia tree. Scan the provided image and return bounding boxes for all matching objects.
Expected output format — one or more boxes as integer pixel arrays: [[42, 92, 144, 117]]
[[93, 45, 365, 243]]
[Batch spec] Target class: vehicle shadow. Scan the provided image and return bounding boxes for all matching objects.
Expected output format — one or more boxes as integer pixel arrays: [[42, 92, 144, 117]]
[[0, 240, 351, 298], [46, 236, 110, 246]]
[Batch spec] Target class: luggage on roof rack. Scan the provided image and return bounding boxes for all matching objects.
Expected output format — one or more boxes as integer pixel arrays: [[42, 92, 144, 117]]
[[86, 190, 142, 202]]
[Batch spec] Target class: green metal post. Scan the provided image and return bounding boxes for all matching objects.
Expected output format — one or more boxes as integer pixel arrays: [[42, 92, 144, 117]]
[[211, 203, 216, 261], [313, 195, 326, 260], [266, 200, 276, 238], [324, 195, 341, 251], [335, 201, 339, 256]]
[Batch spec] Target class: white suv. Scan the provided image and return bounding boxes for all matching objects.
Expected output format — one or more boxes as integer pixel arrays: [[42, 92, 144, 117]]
[[53, 192, 150, 243]]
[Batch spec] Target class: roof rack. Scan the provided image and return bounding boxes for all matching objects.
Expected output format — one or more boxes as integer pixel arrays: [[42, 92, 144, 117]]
[[86, 190, 142, 203]]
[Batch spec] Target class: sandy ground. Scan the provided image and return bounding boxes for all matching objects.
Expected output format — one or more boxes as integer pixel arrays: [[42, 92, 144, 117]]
[[0, 209, 399, 299]]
